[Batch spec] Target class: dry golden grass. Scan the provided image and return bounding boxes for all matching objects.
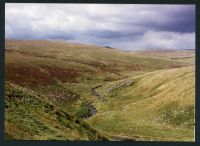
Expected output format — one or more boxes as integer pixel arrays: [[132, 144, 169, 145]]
[[88, 66, 195, 141], [5, 40, 195, 141]]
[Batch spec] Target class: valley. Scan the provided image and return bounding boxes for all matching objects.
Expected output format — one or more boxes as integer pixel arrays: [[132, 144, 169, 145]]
[[5, 40, 195, 141]]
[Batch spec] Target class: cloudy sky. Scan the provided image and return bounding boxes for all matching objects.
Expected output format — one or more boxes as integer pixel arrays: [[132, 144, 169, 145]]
[[5, 4, 195, 50]]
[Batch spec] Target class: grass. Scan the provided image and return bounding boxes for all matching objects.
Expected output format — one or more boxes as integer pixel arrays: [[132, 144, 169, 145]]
[[75, 103, 91, 118], [5, 82, 108, 140], [88, 66, 195, 141], [171, 57, 195, 65], [5, 40, 195, 141]]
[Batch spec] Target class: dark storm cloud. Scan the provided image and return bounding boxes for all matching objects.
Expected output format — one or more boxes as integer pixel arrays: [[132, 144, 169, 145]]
[[84, 29, 144, 39], [143, 5, 195, 33], [5, 4, 195, 50]]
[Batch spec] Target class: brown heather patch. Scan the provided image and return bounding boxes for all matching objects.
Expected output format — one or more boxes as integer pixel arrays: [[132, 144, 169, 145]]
[[6, 49, 56, 59], [102, 63, 142, 74], [5, 49, 15, 53], [169, 64, 184, 69], [126, 64, 142, 71], [5, 63, 53, 87], [40, 65, 80, 82]]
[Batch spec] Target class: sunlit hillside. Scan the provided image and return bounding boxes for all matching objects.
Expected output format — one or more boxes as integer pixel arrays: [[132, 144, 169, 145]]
[[5, 40, 195, 141]]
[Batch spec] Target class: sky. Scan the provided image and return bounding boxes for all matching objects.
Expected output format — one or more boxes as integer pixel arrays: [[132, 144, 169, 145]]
[[5, 4, 195, 50]]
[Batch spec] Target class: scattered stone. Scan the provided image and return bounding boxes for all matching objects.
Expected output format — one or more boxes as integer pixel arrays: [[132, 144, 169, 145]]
[[91, 85, 108, 102], [112, 136, 136, 141]]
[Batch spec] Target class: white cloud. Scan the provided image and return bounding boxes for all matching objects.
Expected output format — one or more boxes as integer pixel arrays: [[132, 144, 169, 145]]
[[5, 3, 195, 50], [108, 31, 195, 50]]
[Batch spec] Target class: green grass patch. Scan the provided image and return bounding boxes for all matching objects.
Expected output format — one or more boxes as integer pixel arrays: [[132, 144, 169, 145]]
[[75, 103, 91, 118]]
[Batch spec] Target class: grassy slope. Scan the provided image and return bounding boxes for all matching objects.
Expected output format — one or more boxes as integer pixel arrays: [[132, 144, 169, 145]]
[[5, 40, 195, 141], [6, 40, 188, 81], [5, 82, 108, 140], [88, 66, 195, 141], [5, 40, 189, 110], [133, 49, 195, 65]]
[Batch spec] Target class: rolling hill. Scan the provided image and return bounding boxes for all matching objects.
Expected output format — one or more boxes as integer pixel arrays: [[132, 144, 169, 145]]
[[133, 49, 195, 65], [5, 82, 108, 140], [87, 66, 195, 141], [5, 40, 195, 141]]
